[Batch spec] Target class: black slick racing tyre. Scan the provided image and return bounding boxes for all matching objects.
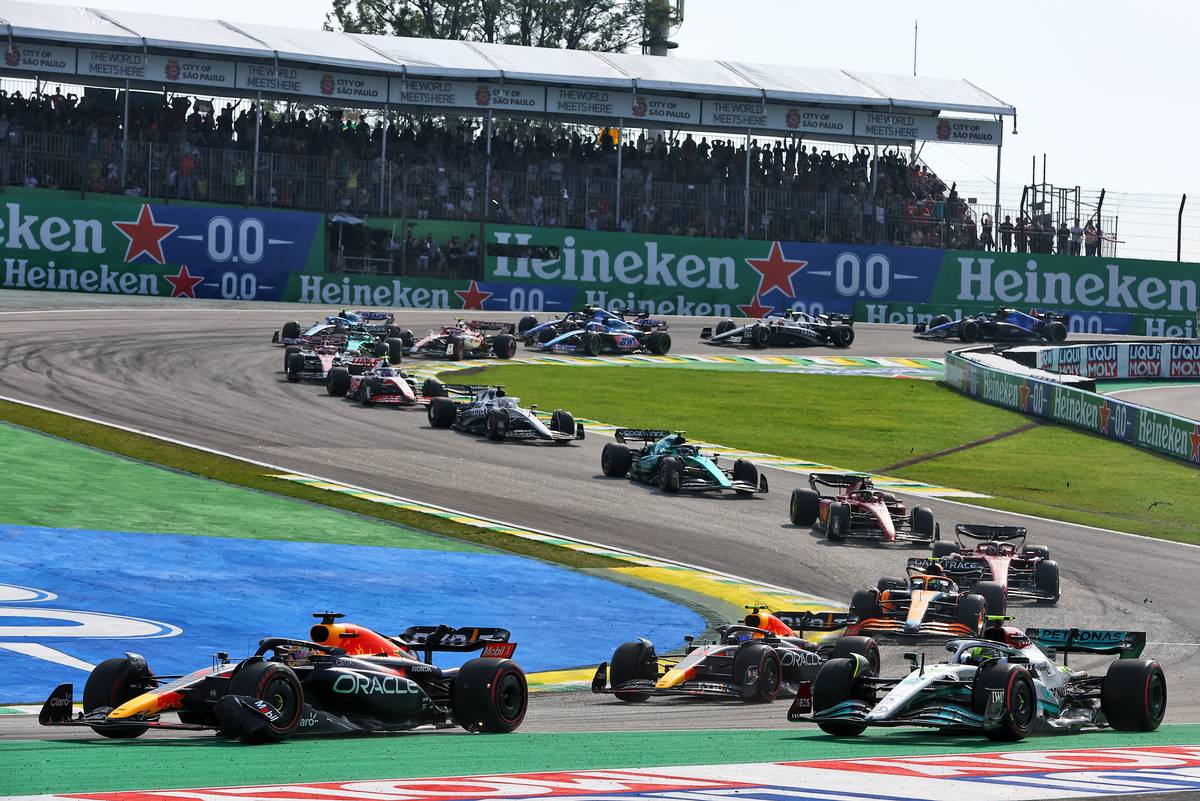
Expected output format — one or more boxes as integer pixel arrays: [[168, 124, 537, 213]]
[[1102, 659, 1166, 731], [932, 541, 959, 558], [609, 640, 657, 702], [226, 661, 303, 743], [538, 327, 557, 344], [1047, 321, 1068, 342], [658, 456, 683, 493], [1034, 559, 1060, 603], [601, 443, 633, 476], [550, 409, 575, 443], [582, 332, 602, 357], [285, 352, 305, 383], [830, 636, 881, 676], [281, 321, 301, 341], [360, 380, 376, 407], [812, 657, 871, 736], [956, 594, 986, 634], [493, 334, 517, 359], [714, 319, 735, 337], [930, 314, 952, 328], [972, 662, 1036, 741], [789, 488, 820, 526], [959, 320, 981, 342], [876, 577, 907, 592], [326, 366, 351, 397], [428, 397, 457, 428], [283, 345, 300, 370], [731, 459, 759, 495], [733, 643, 782, 703], [450, 339, 465, 360], [750, 324, 771, 349], [974, 580, 1007, 617], [421, 377, 447, 398], [826, 501, 850, 542], [517, 315, 538, 335], [485, 410, 505, 441], [451, 658, 528, 733], [849, 589, 881, 621], [832, 325, 855, 348], [82, 656, 153, 739], [911, 506, 935, 539], [385, 337, 404, 365], [1024, 544, 1051, 560], [646, 331, 671, 355]]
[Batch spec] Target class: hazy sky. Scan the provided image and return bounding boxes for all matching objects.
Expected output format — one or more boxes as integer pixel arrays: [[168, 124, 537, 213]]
[[31, 0, 1200, 259]]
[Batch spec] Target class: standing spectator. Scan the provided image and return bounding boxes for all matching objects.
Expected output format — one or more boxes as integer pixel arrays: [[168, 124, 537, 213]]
[[1015, 218, 1028, 253], [999, 215, 1014, 252], [1084, 221, 1098, 256], [445, 236, 463, 276], [1056, 221, 1070, 255], [980, 212, 994, 251], [1070, 218, 1083, 255], [464, 234, 479, 274], [1093, 225, 1104, 257]]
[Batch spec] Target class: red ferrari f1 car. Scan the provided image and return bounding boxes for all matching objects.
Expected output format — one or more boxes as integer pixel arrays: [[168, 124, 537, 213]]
[[789, 473, 937, 544]]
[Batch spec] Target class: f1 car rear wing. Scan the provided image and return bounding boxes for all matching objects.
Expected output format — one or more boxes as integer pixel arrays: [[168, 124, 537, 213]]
[[1025, 627, 1146, 660], [955, 524, 1027, 543], [468, 320, 517, 334], [615, 428, 672, 443], [808, 473, 871, 492], [773, 610, 859, 635], [400, 625, 517, 661], [440, 383, 494, 397]]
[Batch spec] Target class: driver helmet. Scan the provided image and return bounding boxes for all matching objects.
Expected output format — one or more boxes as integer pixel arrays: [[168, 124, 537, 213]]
[[964, 646, 991, 666], [495, 388, 506, 397]]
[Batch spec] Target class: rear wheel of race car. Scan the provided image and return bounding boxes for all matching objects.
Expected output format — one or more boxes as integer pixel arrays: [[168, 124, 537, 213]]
[[930, 314, 952, 328], [452, 658, 528, 733], [714, 319, 736, 337], [876, 577, 907, 593], [749, 324, 771, 349], [326, 366, 350, 397], [601, 443, 633, 477], [658, 456, 683, 493], [646, 331, 671, 355], [956, 594, 987, 634], [826, 502, 850, 542], [1024, 544, 1051, 560], [849, 589, 882, 621], [733, 643, 782, 703], [609, 640, 657, 702], [959, 320, 981, 342], [1102, 659, 1166, 731], [385, 337, 404, 365], [831, 636, 881, 676], [1046, 321, 1068, 342], [582, 332, 602, 357], [283, 345, 300, 370], [517, 315, 538, 335], [281, 321, 301, 341], [932, 541, 959, 558], [285, 352, 305, 383], [82, 657, 153, 739], [911, 506, 935, 539], [789, 488, 820, 526], [731, 459, 759, 496], [972, 663, 1036, 741], [226, 661, 304, 743], [421, 377, 447, 398], [832, 325, 855, 348], [428, 397, 457, 428], [493, 334, 517, 359], [1034, 560, 1060, 603], [485, 410, 505, 441], [974, 580, 1007, 618], [812, 657, 872, 736], [550, 409, 575, 443]]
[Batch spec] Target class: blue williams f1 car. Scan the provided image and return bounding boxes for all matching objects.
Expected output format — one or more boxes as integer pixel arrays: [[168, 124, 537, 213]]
[[600, 430, 767, 495], [914, 308, 1068, 343], [519, 307, 670, 355]]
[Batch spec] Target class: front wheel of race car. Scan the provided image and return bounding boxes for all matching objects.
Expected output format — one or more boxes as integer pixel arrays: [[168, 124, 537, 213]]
[[450, 339, 465, 361], [658, 457, 683, 493], [517, 315, 538, 335], [601, 443, 633, 477], [1102, 659, 1166, 731], [733, 643, 782, 703], [1034, 560, 1060, 603], [812, 657, 873, 736], [452, 658, 528, 733], [974, 580, 1008, 618], [972, 662, 1036, 741], [82, 656, 154, 739], [609, 640, 657, 702], [789, 488, 820, 526], [326, 366, 350, 397], [225, 661, 304, 743], [283, 345, 300, 371], [959, 320, 981, 342], [550, 409, 575, 443], [428, 397, 457, 428], [385, 337, 404, 365], [281, 321, 301, 341], [849, 589, 881, 621], [285, 352, 305, 383], [485, 410, 506, 441], [714, 319, 736, 337], [826, 502, 850, 541], [930, 314, 952, 328], [831, 325, 855, 348], [646, 331, 672, 355], [910, 506, 936, 539], [422, 377, 448, 398], [731, 459, 759, 496], [956, 594, 987, 634], [493, 334, 517, 359], [749, 324, 771, 349], [1046, 321, 1068, 342]]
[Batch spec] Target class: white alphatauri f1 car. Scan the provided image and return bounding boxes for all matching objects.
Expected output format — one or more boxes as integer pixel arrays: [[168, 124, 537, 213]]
[[789, 621, 1166, 741]]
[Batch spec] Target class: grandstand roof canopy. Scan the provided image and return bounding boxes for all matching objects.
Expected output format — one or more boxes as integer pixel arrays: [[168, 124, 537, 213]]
[[0, 0, 1015, 117]]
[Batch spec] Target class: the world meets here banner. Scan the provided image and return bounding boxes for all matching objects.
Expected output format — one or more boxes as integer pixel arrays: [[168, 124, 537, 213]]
[[0, 188, 1198, 337]]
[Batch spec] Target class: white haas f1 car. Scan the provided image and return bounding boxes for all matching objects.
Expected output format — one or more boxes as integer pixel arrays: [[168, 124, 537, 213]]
[[789, 621, 1166, 742], [592, 609, 878, 704], [701, 310, 855, 349], [326, 363, 420, 406], [424, 380, 583, 444], [410, 320, 518, 360], [912, 524, 1060, 604]]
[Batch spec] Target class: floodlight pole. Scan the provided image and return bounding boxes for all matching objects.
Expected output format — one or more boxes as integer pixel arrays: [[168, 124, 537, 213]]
[[615, 118, 624, 229], [743, 128, 751, 238], [478, 107, 493, 278], [121, 80, 130, 190], [252, 91, 261, 204], [994, 143, 1002, 238], [379, 104, 389, 212], [871, 138, 879, 243]]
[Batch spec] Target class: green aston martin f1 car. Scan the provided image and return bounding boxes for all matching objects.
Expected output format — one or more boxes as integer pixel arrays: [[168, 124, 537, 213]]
[[600, 430, 768, 496]]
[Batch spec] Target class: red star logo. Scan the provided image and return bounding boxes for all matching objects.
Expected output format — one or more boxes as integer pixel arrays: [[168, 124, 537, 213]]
[[1191, 426, 1200, 461], [1020, 381, 1030, 411], [455, 280, 492, 310], [744, 241, 806, 297], [1099, 401, 1111, 432], [112, 204, 178, 264], [737, 295, 775, 319], [164, 265, 203, 298]]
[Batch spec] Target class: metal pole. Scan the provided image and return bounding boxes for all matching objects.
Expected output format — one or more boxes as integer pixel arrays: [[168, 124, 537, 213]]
[[379, 105, 388, 212], [478, 109, 492, 278], [121, 80, 130, 189], [743, 128, 751, 238], [252, 91, 262, 204], [615, 119, 623, 231], [912, 20, 918, 76], [994, 143, 1002, 240], [1179, 194, 1187, 262], [871, 138, 879, 244]]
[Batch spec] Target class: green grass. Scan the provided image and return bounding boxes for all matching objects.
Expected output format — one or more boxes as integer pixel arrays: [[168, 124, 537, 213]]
[[0, 399, 621, 569], [451, 366, 1200, 544]]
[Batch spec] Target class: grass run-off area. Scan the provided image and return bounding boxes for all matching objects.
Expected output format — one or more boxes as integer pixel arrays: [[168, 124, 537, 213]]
[[452, 366, 1200, 545]]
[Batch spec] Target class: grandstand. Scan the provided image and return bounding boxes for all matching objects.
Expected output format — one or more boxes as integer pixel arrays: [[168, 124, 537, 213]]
[[0, 0, 1078, 279]]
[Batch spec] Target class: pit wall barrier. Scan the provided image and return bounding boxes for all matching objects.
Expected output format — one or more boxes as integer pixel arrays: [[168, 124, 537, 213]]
[[944, 344, 1200, 466], [0, 187, 1198, 338]]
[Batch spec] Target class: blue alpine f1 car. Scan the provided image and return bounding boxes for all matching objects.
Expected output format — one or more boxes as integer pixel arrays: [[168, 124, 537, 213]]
[[518, 307, 670, 355], [600, 429, 767, 495], [914, 308, 1068, 343]]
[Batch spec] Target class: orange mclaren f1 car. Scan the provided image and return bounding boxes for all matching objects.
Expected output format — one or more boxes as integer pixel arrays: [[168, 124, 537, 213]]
[[846, 565, 1007, 643], [39, 613, 527, 742]]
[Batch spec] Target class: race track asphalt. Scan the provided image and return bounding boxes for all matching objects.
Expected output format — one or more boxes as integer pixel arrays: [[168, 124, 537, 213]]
[[0, 293, 1196, 738], [1107, 385, 1200, 421]]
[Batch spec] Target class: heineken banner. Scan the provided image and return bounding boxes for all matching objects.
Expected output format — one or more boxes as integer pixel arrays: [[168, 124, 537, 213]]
[[944, 349, 1200, 465]]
